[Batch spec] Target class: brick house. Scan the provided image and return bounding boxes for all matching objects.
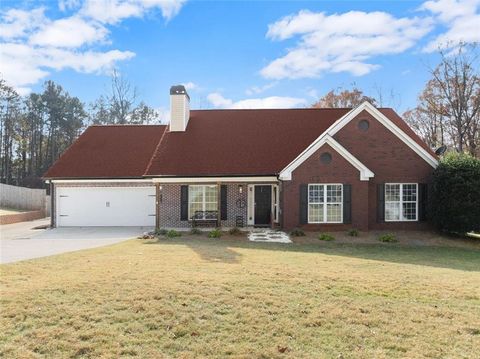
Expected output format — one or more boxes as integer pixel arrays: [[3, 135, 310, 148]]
[[44, 85, 438, 231]]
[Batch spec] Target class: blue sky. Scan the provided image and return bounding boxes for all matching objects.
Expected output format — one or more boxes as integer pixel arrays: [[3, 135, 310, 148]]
[[1, 0, 479, 120]]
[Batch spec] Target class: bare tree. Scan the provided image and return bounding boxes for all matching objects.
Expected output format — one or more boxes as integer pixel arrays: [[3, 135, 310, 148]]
[[109, 69, 137, 124], [89, 70, 158, 125], [426, 43, 480, 155], [312, 87, 376, 108]]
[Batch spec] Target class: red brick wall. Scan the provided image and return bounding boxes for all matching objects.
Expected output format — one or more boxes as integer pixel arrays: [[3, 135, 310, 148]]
[[282, 143, 369, 231], [0, 210, 45, 225], [333, 110, 434, 230], [281, 110, 435, 231]]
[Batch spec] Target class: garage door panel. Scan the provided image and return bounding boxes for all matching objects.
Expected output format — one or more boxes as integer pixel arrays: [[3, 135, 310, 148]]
[[57, 187, 155, 226]]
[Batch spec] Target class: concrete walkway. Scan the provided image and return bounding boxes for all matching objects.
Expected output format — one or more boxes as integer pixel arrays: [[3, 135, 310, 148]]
[[0, 222, 150, 264], [248, 229, 291, 243]]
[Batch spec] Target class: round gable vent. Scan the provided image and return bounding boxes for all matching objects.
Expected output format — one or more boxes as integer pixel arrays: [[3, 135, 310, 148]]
[[358, 119, 370, 131], [320, 152, 332, 164]]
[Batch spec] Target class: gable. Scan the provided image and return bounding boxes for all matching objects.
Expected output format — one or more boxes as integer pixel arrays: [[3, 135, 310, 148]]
[[279, 102, 437, 182], [327, 102, 438, 168], [279, 135, 374, 181]]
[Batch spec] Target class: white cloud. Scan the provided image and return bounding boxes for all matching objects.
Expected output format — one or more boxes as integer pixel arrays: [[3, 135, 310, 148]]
[[207, 92, 306, 109], [81, 0, 186, 24], [245, 81, 278, 95], [261, 10, 433, 79], [29, 16, 109, 48], [421, 0, 480, 52], [182, 82, 197, 90], [0, 42, 134, 93], [58, 0, 81, 12], [0, 8, 47, 40], [0, 1, 186, 92]]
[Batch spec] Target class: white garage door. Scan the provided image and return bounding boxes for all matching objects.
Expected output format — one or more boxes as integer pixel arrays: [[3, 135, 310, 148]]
[[56, 186, 156, 227]]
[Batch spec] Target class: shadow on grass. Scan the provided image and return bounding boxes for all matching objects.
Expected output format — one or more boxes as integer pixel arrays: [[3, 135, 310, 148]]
[[143, 238, 243, 264], [143, 237, 480, 272]]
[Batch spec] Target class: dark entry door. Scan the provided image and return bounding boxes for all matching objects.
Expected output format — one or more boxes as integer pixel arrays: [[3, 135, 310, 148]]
[[254, 185, 272, 226]]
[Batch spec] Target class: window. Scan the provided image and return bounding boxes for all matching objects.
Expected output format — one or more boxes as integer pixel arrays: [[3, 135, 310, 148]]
[[358, 119, 370, 131], [385, 183, 418, 221], [188, 185, 218, 219], [308, 184, 343, 223], [320, 152, 332, 164]]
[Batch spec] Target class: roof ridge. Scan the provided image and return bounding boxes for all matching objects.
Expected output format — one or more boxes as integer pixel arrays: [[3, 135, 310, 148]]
[[89, 124, 167, 127], [143, 125, 169, 176], [190, 107, 393, 112]]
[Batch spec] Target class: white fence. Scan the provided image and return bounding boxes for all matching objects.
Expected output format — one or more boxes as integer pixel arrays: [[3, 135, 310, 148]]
[[0, 183, 47, 212]]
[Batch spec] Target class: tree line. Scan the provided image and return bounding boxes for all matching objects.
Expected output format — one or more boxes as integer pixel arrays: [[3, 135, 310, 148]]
[[314, 44, 480, 157], [1, 45, 478, 188], [0, 71, 159, 188]]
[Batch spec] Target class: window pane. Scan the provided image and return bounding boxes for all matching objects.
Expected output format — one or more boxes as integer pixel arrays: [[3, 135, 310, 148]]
[[189, 203, 203, 218], [205, 185, 217, 202], [205, 202, 217, 211], [402, 184, 417, 202], [308, 204, 323, 223], [189, 186, 203, 203], [309, 185, 324, 203], [385, 202, 401, 221], [327, 185, 342, 203], [403, 202, 416, 220], [385, 184, 400, 201], [326, 204, 342, 222]]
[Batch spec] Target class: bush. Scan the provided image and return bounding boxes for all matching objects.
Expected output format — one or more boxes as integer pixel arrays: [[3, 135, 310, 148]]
[[318, 233, 335, 241], [377, 233, 397, 243], [290, 228, 305, 237], [430, 153, 480, 234], [155, 228, 167, 236], [166, 230, 181, 238], [347, 229, 359, 237], [228, 227, 242, 235], [208, 228, 222, 238], [190, 228, 202, 235]]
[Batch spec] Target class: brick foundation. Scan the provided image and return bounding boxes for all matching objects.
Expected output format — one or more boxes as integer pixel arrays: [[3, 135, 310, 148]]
[[0, 210, 46, 225]]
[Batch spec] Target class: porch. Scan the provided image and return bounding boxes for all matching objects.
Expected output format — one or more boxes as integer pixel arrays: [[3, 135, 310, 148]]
[[152, 177, 280, 230]]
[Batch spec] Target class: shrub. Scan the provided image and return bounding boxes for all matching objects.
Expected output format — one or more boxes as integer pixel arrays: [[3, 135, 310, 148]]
[[430, 153, 480, 234], [190, 228, 202, 235], [318, 233, 335, 241], [155, 228, 167, 236], [166, 230, 181, 238], [347, 229, 359, 237], [228, 227, 242, 235], [377, 233, 397, 243], [290, 228, 305, 237], [208, 228, 222, 238]]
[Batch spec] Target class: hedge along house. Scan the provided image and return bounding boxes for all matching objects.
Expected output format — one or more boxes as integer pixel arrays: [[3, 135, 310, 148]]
[[44, 85, 438, 231]]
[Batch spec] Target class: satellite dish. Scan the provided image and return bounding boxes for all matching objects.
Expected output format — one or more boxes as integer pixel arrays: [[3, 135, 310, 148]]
[[435, 145, 447, 156]]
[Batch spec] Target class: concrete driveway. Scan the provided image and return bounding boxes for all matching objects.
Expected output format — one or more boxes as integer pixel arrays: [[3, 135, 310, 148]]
[[0, 219, 151, 264]]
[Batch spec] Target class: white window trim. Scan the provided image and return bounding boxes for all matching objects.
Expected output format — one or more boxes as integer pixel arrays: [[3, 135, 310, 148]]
[[385, 183, 418, 222], [307, 184, 343, 224], [188, 185, 218, 220]]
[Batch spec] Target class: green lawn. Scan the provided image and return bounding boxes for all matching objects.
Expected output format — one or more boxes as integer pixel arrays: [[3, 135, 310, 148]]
[[1, 235, 479, 358]]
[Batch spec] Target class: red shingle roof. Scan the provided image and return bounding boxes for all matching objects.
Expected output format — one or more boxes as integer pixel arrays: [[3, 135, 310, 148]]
[[44, 108, 435, 179], [145, 108, 350, 176], [43, 125, 166, 178]]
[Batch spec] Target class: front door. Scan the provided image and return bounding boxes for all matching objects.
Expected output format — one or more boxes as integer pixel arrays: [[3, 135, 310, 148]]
[[254, 185, 272, 226]]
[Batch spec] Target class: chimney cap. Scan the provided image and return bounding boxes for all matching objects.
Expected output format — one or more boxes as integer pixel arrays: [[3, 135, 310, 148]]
[[170, 85, 189, 99]]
